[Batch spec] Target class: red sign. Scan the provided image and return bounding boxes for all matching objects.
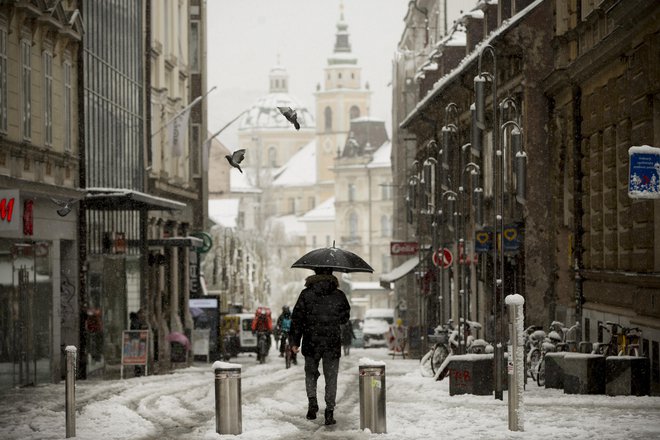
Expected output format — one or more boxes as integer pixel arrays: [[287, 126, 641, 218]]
[[122, 330, 149, 365], [390, 241, 419, 256], [0, 189, 19, 232], [433, 248, 453, 268], [23, 199, 33, 236]]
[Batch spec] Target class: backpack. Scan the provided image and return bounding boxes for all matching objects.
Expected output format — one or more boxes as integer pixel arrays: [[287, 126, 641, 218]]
[[281, 317, 292, 333]]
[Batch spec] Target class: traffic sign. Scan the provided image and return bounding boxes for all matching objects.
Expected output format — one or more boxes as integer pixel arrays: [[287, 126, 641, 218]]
[[433, 247, 453, 268]]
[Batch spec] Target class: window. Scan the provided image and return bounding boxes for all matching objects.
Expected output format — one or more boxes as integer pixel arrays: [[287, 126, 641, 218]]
[[312, 235, 317, 247], [350, 105, 360, 120], [348, 212, 358, 237], [326, 235, 330, 246], [338, 72, 342, 79], [0, 28, 7, 133], [381, 182, 392, 200], [43, 51, 53, 147], [381, 215, 391, 237], [21, 39, 31, 140], [381, 254, 390, 273], [268, 146, 277, 167], [324, 106, 332, 132], [308, 197, 315, 210], [63, 62, 72, 152], [189, 21, 200, 72], [288, 198, 295, 214], [348, 183, 356, 202]]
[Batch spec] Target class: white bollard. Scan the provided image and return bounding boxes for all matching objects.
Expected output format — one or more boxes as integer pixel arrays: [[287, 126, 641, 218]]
[[213, 361, 242, 435], [65, 346, 77, 438], [505, 294, 525, 431]]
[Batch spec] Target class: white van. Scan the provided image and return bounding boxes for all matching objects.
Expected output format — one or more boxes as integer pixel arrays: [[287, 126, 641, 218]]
[[362, 308, 395, 348], [221, 313, 258, 353]]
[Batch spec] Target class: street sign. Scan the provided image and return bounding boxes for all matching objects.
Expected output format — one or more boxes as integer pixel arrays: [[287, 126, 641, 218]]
[[432, 247, 453, 268], [475, 228, 493, 253], [628, 145, 660, 199]]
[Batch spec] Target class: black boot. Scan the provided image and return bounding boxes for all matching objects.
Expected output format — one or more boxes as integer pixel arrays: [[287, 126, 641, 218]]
[[324, 409, 336, 425], [306, 398, 318, 420]]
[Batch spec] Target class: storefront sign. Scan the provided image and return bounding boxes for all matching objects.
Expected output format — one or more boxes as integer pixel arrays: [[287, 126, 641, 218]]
[[0, 190, 20, 232], [121, 330, 149, 365], [390, 241, 419, 255], [23, 199, 33, 236]]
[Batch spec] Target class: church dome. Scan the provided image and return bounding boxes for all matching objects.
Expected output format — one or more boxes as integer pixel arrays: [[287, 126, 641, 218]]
[[238, 62, 314, 131], [237, 93, 314, 131]]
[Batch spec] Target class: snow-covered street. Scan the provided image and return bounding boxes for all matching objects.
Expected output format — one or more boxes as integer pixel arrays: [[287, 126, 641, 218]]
[[1, 346, 660, 440]]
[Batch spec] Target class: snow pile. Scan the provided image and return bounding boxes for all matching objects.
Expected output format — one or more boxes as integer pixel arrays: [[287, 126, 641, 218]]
[[212, 361, 242, 369]]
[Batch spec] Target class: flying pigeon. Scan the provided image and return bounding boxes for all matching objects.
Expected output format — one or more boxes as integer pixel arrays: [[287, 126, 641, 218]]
[[225, 149, 246, 173], [50, 197, 75, 217], [277, 106, 300, 130]]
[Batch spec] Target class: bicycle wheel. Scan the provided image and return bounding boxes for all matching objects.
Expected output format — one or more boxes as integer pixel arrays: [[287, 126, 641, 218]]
[[536, 357, 546, 387], [258, 337, 267, 364], [419, 349, 435, 377], [431, 344, 450, 376], [528, 348, 541, 381]]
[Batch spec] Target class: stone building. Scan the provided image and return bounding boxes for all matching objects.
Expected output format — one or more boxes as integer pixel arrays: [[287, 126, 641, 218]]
[[390, 0, 660, 392], [0, 0, 84, 390]]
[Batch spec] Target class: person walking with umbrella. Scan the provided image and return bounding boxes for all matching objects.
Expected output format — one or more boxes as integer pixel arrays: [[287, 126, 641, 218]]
[[290, 243, 373, 426]]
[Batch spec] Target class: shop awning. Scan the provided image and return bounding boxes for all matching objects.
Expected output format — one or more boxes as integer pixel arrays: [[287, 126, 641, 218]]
[[379, 256, 419, 288], [84, 188, 185, 211]]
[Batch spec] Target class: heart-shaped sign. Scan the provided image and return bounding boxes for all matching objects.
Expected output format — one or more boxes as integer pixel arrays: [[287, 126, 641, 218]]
[[503, 228, 517, 241]]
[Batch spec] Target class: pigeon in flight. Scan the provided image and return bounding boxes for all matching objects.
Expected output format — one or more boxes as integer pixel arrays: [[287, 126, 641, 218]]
[[225, 149, 246, 173], [277, 106, 300, 130], [50, 197, 75, 217]]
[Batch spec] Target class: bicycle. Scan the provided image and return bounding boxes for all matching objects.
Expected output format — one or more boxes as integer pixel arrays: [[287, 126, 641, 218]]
[[256, 331, 270, 364], [592, 322, 642, 357], [280, 331, 297, 368]]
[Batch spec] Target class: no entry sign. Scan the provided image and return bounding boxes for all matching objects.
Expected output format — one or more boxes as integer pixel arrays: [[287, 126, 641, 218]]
[[433, 248, 453, 268]]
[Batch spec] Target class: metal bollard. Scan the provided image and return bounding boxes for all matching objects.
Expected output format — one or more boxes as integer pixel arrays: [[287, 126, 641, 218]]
[[213, 361, 242, 435], [65, 346, 77, 438], [506, 294, 525, 431], [359, 362, 386, 433]]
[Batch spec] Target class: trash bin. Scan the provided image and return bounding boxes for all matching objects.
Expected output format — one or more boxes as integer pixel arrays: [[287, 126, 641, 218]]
[[213, 361, 242, 435], [359, 362, 386, 433]]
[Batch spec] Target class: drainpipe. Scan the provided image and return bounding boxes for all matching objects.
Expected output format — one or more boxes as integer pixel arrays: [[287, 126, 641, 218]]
[[572, 85, 584, 340]]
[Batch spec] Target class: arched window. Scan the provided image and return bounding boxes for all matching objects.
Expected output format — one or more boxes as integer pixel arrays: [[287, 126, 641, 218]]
[[349, 105, 360, 121], [348, 183, 356, 202], [348, 212, 358, 238], [324, 106, 332, 132], [268, 146, 277, 167]]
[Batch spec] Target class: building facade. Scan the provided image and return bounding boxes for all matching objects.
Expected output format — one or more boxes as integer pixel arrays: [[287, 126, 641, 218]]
[[0, 0, 83, 390]]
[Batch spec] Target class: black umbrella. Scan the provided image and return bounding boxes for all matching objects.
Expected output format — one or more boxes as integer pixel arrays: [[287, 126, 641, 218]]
[[291, 243, 374, 273]]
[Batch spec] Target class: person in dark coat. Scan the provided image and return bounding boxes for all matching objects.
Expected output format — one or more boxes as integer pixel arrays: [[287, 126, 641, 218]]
[[290, 267, 350, 426], [340, 322, 356, 356]]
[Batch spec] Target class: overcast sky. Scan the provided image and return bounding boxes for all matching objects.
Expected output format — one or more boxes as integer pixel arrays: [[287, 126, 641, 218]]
[[206, 0, 468, 149]]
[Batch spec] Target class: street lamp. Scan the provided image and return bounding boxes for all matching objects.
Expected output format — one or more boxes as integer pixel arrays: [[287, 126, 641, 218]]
[[438, 189, 456, 331], [475, 44, 527, 400], [459, 161, 482, 352]]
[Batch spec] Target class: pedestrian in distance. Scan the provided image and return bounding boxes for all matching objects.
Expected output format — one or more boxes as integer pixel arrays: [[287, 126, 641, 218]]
[[290, 267, 350, 426], [340, 322, 356, 356]]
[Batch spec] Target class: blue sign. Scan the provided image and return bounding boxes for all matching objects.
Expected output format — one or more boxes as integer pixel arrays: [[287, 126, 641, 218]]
[[629, 146, 660, 199], [474, 228, 492, 253], [503, 223, 523, 254]]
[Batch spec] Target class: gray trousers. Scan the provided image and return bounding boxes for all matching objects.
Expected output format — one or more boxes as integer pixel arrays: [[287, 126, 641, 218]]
[[304, 354, 340, 410]]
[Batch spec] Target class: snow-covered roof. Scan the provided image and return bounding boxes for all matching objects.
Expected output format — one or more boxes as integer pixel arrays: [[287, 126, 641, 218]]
[[367, 141, 392, 169], [401, 0, 544, 129], [272, 139, 317, 187], [268, 214, 306, 237], [300, 197, 335, 222], [229, 168, 262, 193], [208, 198, 240, 228], [238, 92, 314, 131]]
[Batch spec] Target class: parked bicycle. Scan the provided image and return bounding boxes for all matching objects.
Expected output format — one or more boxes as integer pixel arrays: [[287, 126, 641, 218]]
[[592, 322, 642, 357], [536, 321, 580, 386], [523, 325, 545, 382], [420, 319, 491, 378]]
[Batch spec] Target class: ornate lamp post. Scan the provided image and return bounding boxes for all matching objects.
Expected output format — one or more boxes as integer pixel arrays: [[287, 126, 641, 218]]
[[438, 189, 457, 331], [475, 44, 527, 400]]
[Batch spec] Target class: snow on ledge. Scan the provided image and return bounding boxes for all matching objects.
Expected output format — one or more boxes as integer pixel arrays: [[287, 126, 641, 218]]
[[212, 361, 242, 370], [505, 294, 525, 305], [359, 358, 386, 367], [65, 345, 77, 353]]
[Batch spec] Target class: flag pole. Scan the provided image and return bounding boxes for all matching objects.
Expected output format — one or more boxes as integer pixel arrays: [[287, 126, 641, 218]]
[[202, 108, 250, 172], [151, 85, 217, 138]]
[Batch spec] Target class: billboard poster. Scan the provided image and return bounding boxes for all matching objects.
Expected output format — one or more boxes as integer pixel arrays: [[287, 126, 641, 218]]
[[628, 145, 660, 199], [121, 330, 148, 365]]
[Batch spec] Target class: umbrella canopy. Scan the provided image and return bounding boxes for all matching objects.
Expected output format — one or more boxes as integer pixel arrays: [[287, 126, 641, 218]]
[[166, 331, 191, 350], [291, 244, 374, 273]]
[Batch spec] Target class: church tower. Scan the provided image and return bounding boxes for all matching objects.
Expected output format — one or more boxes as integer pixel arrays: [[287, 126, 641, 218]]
[[314, 1, 371, 184]]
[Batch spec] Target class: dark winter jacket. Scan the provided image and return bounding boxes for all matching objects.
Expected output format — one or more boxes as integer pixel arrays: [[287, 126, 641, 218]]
[[290, 274, 351, 359]]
